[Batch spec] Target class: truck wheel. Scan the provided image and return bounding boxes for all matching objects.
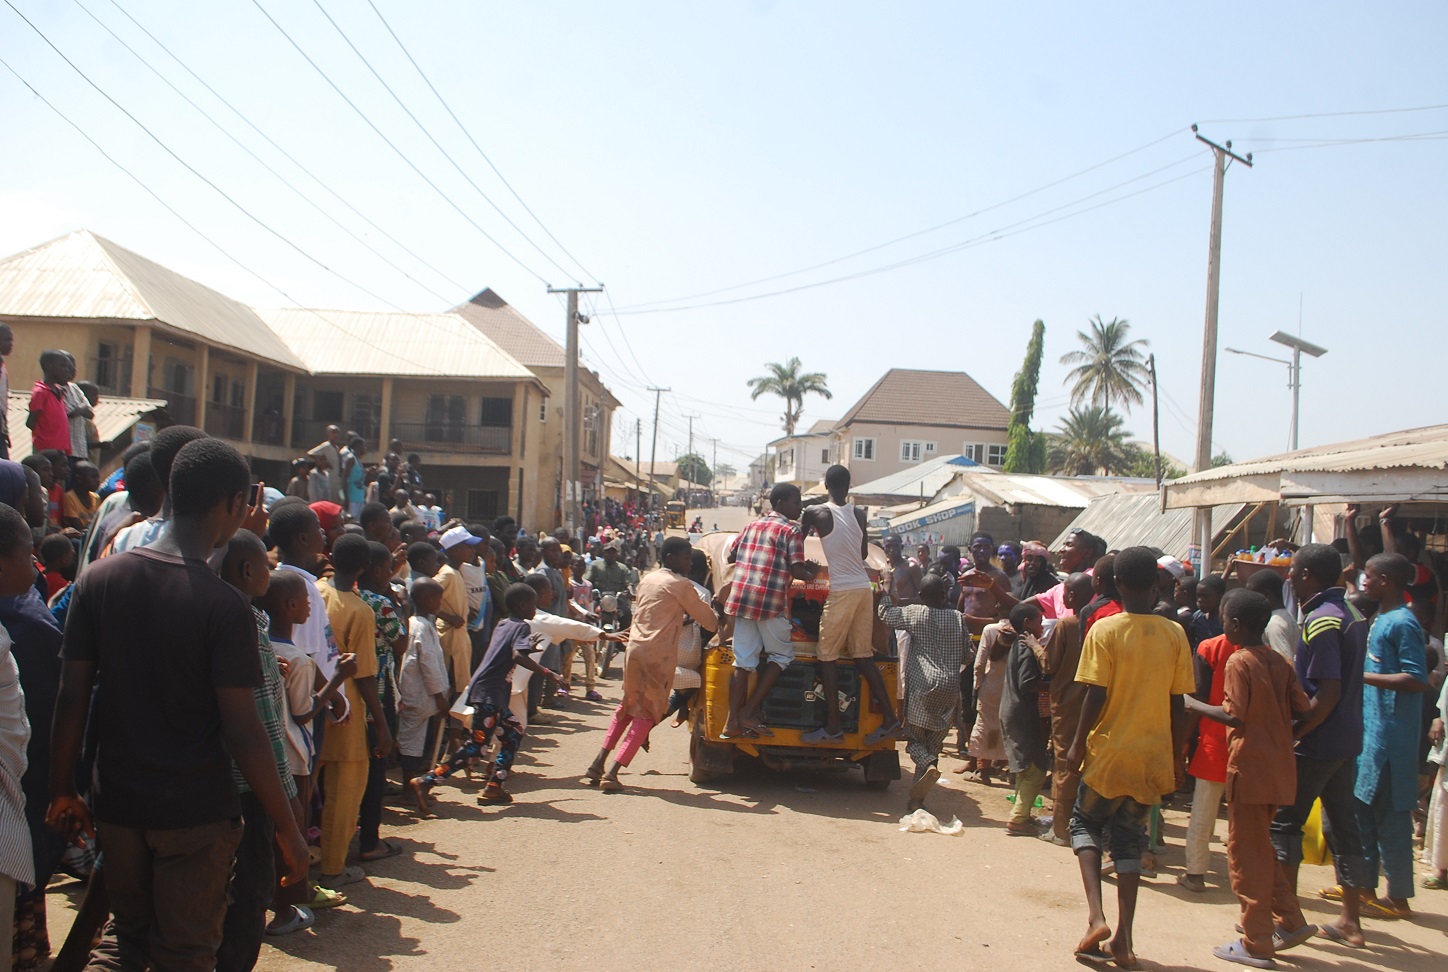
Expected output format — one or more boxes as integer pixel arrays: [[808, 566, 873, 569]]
[[862, 749, 901, 789], [689, 732, 735, 785]]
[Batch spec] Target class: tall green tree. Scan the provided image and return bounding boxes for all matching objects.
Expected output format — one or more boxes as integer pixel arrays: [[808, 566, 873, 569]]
[[1003, 319, 1047, 473], [1060, 315, 1151, 412], [1047, 405, 1131, 476], [714, 462, 737, 480], [675, 453, 712, 486], [747, 357, 832, 437]]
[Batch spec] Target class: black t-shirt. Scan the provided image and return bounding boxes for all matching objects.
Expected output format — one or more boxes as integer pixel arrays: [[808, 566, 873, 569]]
[[63, 547, 261, 829]]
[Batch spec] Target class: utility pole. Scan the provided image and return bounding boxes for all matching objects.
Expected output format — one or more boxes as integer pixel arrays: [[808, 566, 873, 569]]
[[1149, 353, 1162, 490], [1189, 125, 1252, 577], [634, 418, 642, 505], [711, 437, 719, 508], [547, 285, 603, 533], [683, 414, 700, 468], [647, 386, 670, 510]]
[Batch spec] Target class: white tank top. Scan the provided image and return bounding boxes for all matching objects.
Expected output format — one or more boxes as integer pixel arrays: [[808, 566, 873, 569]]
[[819, 500, 871, 591]]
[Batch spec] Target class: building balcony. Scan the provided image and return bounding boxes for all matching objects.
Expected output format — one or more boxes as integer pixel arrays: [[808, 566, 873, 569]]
[[390, 422, 511, 455], [148, 386, 195, 426], [253, 411, 286, 447], [204, 402, 246, 440], [290, 418, 380, 451]]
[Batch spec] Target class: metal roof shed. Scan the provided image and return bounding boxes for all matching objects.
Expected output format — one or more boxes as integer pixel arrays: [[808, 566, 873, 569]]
[[1051, 493, 1247, 562]]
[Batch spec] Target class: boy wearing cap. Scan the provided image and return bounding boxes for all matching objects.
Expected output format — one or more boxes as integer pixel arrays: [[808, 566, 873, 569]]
[[436, 526, 483, 694]]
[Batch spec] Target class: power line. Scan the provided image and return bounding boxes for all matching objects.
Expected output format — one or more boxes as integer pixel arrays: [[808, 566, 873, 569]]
[[361, 0, 598, 284], [71, 0, 459, 307], [1198, 103, 1448, 124], [304, 0, 581, 284], [0, 54, 464, 379], [101, 0, 471, 297], [616, 128, 1185, 311], [245, 0, 551, 285]]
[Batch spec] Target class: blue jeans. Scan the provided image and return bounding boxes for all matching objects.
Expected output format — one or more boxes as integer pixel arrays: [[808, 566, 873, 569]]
[[1357, 764, 1415, 900], [1069, 783, 1151, 874]]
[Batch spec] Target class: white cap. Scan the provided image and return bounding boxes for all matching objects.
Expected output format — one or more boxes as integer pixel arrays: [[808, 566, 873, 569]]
[[439, 526, 483, 550], [1157, 555, 1187, 580]]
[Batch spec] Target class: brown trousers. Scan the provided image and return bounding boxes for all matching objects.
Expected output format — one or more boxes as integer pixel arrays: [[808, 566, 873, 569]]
[[1228, 801, 1306, 957], [1050, 699, 1083, 841]]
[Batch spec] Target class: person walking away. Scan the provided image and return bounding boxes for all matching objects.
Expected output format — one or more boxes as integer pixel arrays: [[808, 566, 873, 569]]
[[1186, 589, 1316, 967], [721, 484, 818, 738], [878, 576, 964, 812], [1065, 546, 1194, 969], [800, 466, 900, 744], [1351, 552, 1429, 917], [584, 537, 718, 792], [47, 440, 308, 971], [1178, 631, 1240, 894], [1268, 543, 1370, 946], [1042, 573, 1095, 846], [1001, 602, 1049, 835]]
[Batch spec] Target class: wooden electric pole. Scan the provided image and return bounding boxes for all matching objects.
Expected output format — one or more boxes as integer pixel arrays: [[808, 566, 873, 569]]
[[647, 386, 670, 510], [547, 285, 603, 533]]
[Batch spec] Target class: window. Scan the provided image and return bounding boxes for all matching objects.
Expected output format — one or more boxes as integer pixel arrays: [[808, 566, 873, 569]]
[[924, 441, 936, 455], [351, 393, 380, 437], [480, 397, 513, 427], [539, 401, 547, 422], [466, 489, 500, 520], [821, 448, 829, 464], [852, 437, 875, 461], [212, 372, 228, 404], [962, 442, 984, 463], [313, 390, 344, 422], [900, 440, 924, 463], [777, 447, 794, 474], [425, 394, 466, 443], [987, 443, 1007, 466], [94, 341, 128, 394]]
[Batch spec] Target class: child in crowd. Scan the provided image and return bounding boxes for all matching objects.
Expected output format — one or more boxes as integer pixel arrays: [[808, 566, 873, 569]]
[[407, 541, 440, 591], [20, 453, 59, 529], [264, 569, 354, 924], [78, 380, 101, 465], [398, 578, 450, 792], [879, 575, 966, 813], [1001, 601, 1049, 836], [410, 583, 564, 812], [1186, 589, 1316, 968], [26, 349, 73, 456], [1190, 574, 1227, 648], [357, 542, 405, 864], [217, 532, 301, 968], [1066, 546, 1194, 969], [38, 532, 74, 600], [316, 534, 391, 888], [61, 461, 100, 532], [1178, 631, 1238, 894]]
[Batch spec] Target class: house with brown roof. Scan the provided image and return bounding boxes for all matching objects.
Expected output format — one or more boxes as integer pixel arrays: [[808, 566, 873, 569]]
[[831, 368, 1011, 481], [452, 289, 619, 527]]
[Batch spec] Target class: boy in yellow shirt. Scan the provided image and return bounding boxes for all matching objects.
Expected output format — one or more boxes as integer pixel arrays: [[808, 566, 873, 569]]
[[1065, 546, 1194, 969]]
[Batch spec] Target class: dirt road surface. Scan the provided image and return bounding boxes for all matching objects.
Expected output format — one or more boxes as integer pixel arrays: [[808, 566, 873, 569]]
[[46, 682, 1442, 972]]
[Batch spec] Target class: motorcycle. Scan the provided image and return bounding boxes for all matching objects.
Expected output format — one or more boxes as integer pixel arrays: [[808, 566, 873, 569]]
[[593, 588, 632, 679]]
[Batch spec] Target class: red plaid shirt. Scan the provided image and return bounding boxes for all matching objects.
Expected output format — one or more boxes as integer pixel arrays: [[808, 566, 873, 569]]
[[724, 512, 804, 620]]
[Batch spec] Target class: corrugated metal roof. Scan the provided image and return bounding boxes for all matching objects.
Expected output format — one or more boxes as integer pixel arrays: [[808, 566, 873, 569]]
[[452, 289, 566, 368], [0, 231, 307, 369], [837, 368, 1010, 430], [1050, 493, 1244, 560], [257, 308, 538, 380], [850, 453, 985, 499], [6, 390, 165, 458], [940, 471, 1151, 509]]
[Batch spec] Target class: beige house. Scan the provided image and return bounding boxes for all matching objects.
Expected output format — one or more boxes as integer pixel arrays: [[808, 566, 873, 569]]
[[832, 368, 1011, 481], [451, 290, 618, 529], [0, 230, 569, 527], [768, 418, 836, 488]]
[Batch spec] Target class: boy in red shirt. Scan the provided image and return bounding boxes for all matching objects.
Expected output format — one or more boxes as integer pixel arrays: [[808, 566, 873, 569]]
[[1178, 632, 1239, 893], [26, 350, 73, 455]]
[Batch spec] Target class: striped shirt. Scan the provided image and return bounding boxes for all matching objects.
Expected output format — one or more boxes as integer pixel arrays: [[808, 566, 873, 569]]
[[233, 608, 298, 798]]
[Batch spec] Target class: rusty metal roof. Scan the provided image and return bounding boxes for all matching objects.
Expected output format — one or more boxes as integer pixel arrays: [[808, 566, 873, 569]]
[[0, 231, 306, 369]]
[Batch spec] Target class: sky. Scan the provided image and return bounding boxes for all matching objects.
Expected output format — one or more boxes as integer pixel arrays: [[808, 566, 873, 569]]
[[2, 1, 1445, 472]]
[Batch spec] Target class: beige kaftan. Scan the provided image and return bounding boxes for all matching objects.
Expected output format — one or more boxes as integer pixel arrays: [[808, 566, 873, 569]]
[[621, 569, 717, 723]]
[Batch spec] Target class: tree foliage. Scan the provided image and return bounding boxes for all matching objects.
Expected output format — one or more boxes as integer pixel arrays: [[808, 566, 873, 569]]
[[747, 358, 832, 436], [1060, 315, 1151, 412], [1118, 443, 1185, 480], [1211, 451, 1234, 468], [713, 463, 737, 480], [675, 452, 712, 486], [1047, 405, 1131, 476], [1003, 320, 1047, 474]]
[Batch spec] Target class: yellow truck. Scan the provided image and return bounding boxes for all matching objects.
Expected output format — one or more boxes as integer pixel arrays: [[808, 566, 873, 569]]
[[686, 532, 901, 788]]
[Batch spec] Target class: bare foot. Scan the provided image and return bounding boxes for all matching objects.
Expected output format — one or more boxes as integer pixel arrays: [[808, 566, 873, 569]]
[[406, 778, 432, 817], [1075, 921, 1111, 959], [1109, 931, 1139, 970]]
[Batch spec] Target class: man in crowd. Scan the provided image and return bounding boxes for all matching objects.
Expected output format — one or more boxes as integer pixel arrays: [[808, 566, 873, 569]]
[[309, 425, 345, 504]]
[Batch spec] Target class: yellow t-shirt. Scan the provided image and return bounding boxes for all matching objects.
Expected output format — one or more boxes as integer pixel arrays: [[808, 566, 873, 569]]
[[317, 579, 378, 763], [62, 489, 99, 527], [434, 563, 472, 688], [1075, 611, 1194, 805]]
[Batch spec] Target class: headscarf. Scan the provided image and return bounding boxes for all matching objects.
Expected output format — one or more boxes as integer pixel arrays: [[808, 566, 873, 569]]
[[1016, 540, 1060, 599], [0, 459, 27, 510]]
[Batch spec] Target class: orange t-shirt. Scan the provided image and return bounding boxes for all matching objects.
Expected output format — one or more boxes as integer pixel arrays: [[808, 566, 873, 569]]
[[1187, 634, 1239, 784]]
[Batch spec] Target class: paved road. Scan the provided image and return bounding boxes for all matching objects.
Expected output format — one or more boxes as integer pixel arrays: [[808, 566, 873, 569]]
[[42, 605, 1448, 970]]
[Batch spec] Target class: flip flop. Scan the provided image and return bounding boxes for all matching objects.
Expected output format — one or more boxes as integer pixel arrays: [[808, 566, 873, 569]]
[[1211, 940, 1274, 969], [741, 723, 775, 737], [801, 727, 845, 744], [1316, 924, 1366, 949], [1074, 946, 1112, 966], [720, 727, 760, 740], [1272, 924, 1317, 952], [864, 722, 903, 746], [358, 840, 402, 862], [1358, 897, 1407, 920], [1423, 875, 1448, 891]]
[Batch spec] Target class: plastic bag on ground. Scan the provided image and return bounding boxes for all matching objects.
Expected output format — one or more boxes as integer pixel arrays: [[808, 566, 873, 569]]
[[897, 808, 964, 835]]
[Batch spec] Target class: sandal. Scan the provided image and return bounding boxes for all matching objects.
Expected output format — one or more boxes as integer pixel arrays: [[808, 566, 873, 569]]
[[358, 840, 402, 862], [308, 886, 348, 910], [1358, 897, 1407, 920], [864, 721, 903, 746], [800, 727, 845, 744], [1316, 924, 1366, 949], [266, 905, 315, 936], [600, 777, 625, 793], [1272, 923, 1317, 952], [1422, 875, 1448, 891], [1210, 940, 1274, 969]]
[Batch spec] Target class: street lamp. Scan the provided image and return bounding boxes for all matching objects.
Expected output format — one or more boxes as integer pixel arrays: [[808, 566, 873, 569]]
[[1225, 330, 1328, 451]]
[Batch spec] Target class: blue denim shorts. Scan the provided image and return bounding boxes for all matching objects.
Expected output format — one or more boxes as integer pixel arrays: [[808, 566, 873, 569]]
[[1069, 783, 1152, 874]]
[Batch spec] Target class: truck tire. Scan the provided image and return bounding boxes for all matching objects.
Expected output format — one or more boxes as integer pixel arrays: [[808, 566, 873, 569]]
[[689, 732, 735, 785], [862, 749, 901, 790]]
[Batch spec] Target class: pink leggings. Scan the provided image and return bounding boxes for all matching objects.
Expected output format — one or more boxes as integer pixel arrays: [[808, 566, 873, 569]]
[[601, 705, 653, 767]]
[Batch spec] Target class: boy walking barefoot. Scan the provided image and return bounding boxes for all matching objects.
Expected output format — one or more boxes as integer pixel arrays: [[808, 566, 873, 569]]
[[1066, 547, 1194, 969], [1187, 591, 1315, 968]]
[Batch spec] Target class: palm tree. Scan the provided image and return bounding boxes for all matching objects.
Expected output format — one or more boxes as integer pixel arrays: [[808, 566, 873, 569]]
[[1047, 405, 1130, 476], [747, 358, 832, 436], [1060, 315, 1151, 411]]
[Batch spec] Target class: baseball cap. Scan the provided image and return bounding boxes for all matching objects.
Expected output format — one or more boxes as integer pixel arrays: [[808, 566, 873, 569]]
[[440, 525, 484, 550], [1157, 555, 1187, 580]]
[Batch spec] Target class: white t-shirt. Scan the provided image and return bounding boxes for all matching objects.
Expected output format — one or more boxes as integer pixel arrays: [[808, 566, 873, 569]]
[[271, 638, 316, 776], [276, 564, 341, 683], [1265, 608, 1300, 663]]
